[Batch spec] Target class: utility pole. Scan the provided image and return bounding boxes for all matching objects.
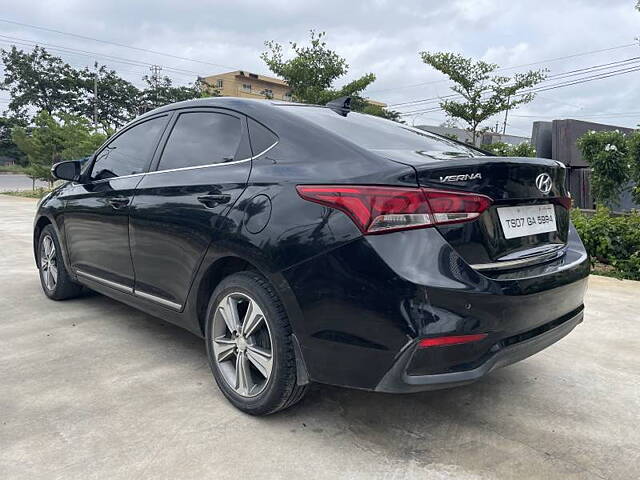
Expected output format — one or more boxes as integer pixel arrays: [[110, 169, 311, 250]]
[[502, 95, 510, 135], [93, 61, 98, 129], [150, 65, 162, 107]]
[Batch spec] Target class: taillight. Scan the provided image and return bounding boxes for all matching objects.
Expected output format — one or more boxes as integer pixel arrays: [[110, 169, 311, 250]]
[[296, 185, 492, 234], [423, 188, 492, 226]]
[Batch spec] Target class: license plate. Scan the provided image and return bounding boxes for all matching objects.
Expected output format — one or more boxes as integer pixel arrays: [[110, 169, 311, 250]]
[[497, 204, 557, 239]]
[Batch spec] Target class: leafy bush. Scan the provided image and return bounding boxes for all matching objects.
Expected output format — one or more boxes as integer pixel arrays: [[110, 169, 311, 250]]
[[576, 130, 631, 206], [571, 206, 640, 280], [483, 141, 536, 157], [628, 131, 640, 203]]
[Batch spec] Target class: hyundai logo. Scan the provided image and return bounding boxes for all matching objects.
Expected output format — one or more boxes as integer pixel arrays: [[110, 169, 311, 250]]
[[535, 173, 553, 194]]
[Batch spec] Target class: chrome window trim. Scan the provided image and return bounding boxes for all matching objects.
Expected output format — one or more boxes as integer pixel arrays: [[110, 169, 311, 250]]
[[75, 269, 182, 310], [81, 141, 278, 183]]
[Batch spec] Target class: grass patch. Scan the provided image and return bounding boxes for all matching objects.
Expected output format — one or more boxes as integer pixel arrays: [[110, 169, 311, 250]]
[[1, 187, 52, 199], [0, 164, 26, 174]]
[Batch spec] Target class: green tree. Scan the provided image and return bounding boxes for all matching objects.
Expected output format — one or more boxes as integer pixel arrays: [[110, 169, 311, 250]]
[[420, 52, 547, 145], [483, 141, 536, 157], [0, 116, 27, 164], [140, 74, 217, 111], [76, 64, 141, 130], [577, 130, 629, 206], [12, 112, 106, 186], [261, 30, 395, 119], [0, 46, 82, 120], [359, 103, 403, 122]]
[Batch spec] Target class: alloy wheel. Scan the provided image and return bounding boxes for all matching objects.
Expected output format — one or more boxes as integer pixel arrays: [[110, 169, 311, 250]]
[[212, 292, 274, 397], [40, 235, 58, 291]]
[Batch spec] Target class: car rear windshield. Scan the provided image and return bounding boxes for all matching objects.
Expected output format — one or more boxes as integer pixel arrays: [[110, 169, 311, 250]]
[[281, 105, 483, 157]]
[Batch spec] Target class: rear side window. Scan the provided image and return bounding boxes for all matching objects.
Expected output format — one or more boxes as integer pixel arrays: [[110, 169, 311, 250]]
[[282, 106, 482, 157], [91, 116, 167, 181], [157, 112, 242, 170]]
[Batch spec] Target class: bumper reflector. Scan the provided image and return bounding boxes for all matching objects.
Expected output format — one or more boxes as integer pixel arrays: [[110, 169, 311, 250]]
[[418, 333, 488, 348]]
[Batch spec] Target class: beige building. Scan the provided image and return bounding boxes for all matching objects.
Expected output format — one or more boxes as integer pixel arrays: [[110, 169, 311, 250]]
[[202, 70, 292, 101], [202, 70, 386, 107]]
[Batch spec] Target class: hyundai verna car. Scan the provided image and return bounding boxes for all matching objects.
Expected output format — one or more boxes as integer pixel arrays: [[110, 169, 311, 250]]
[[34, 97, 589, 415]]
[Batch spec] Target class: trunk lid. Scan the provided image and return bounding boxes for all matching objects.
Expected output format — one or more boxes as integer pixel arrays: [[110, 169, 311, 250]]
[[375, 150, 571, 268]]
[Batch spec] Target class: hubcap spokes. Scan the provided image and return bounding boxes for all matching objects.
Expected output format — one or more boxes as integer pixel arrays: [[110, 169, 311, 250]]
[[40, 235, 57, 290], [212, 292, 273, 397]]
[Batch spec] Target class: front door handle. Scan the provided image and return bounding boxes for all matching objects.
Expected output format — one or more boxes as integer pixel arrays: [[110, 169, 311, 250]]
[[197, 194, 231, 208], [107, 197, 130, 209]]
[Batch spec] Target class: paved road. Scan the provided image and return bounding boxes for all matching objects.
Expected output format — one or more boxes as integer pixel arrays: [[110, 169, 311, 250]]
[[0, 174, 48, 192], [1, 194, 638, 480]]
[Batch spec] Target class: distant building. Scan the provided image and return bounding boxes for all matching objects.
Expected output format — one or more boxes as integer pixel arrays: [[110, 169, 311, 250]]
[[201, 70, 387, 107], [202, 70, 292, 101]]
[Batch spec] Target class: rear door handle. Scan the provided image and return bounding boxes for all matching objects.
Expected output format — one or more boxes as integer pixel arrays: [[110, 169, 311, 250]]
[[107, 197, 130, 209], [197, 194, 231, 208]]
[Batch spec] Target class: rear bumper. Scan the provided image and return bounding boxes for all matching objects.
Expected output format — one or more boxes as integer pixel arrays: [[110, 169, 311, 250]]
[[283, 223, 589, 391], [375, 307, 583, 393]]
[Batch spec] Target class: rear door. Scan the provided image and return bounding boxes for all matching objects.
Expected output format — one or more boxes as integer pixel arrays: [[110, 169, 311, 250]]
[[129, 108, 252, 310], [62, 115, 169, 290]]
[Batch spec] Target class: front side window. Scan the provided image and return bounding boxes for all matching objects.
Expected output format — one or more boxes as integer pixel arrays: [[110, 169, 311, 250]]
[[91, 116, 166, 181], [157, 112, 242, 170]]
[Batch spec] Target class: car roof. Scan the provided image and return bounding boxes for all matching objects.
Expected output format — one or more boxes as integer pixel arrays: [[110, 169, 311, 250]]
[[138, 97, 319, 119]]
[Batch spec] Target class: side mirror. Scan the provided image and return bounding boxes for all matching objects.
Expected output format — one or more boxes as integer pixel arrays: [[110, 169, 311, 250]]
[[51, 160, 82, 182]]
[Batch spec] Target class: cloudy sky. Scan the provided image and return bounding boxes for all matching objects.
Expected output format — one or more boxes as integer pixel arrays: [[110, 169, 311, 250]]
[[0, 0, 639, 136]]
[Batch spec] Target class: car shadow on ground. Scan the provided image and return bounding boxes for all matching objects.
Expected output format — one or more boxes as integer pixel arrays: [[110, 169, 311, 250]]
[[43, 289, 608, 477], [77, 288, 532, 426]]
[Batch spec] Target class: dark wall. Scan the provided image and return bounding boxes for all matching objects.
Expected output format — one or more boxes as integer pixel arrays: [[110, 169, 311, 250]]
[[551, 119, 635, 167], [531, 121, 552, 159]]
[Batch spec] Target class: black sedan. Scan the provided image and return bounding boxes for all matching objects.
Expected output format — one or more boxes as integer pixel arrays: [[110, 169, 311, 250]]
[[34, 97, 589, 415]]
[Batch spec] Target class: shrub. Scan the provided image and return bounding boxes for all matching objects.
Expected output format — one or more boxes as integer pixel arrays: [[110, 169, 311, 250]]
[[571, 206, 640, 280], [483, 141, 536, 157], [628, 131, 640, 204], [576, 130, 630, 206]]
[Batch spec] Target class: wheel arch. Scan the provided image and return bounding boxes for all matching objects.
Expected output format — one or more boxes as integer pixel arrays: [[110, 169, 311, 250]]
[[33, 215, 53, 260], [192, 253, 309, 385]]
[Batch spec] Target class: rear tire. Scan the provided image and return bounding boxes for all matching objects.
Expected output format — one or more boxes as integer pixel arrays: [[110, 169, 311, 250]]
[[205, 271, 307, 415], [37, 225, 83, 300]]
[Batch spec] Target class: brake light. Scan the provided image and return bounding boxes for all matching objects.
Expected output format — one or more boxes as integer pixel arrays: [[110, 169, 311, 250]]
[[296, 185, 492, 234], [418, 333, 488, 348]]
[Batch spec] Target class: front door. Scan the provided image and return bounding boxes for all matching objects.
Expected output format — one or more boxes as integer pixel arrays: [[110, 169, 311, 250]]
[[62, 114, 169, 291], [129, 108, 252, 310]]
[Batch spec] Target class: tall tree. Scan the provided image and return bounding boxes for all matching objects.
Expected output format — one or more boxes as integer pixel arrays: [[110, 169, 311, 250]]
[[0, 116, 27, 164], [140, 74, 217, 111], [261, 30, 398, 119], [420, 52, 546, 144], [0, 46, 81, 119], [76, 64, 140, 131]]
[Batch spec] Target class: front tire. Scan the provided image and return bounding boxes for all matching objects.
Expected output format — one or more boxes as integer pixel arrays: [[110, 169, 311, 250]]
[[38, 225, 83, 300], [205, 271, 307, 415]]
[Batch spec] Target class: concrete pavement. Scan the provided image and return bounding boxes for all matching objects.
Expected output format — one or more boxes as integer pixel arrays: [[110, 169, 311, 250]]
[[0, 194, 638, 480]]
